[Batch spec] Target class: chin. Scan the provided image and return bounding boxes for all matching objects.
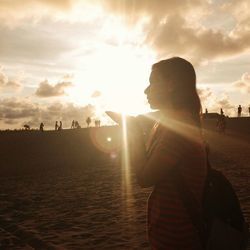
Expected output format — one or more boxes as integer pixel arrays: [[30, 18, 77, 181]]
[[148, 98, 163, 110], [149, 103, 159, 110]]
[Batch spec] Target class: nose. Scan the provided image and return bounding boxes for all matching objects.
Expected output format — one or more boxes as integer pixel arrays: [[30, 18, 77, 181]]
[[144, 85, 150, 95]]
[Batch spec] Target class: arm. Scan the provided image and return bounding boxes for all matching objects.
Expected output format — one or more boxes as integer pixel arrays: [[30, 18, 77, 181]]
[[106, 111, 180, 187]]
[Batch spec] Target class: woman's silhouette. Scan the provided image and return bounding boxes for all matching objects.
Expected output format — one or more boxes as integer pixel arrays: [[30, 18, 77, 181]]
[[131, 57, 207, 249]]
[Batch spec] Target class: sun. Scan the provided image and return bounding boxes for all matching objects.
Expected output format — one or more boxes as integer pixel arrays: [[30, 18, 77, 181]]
[[66, 16, 155, 117], [66, 44, 154, 116]]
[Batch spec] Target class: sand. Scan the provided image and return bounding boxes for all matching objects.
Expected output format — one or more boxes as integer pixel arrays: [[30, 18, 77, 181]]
[[0, 126, 249, 249], [0, 164, 150, 249]]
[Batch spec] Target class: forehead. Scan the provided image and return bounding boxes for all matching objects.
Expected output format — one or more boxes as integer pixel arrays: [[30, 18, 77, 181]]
[[149, 69, 160, 82], [149, 69, 166, 85]]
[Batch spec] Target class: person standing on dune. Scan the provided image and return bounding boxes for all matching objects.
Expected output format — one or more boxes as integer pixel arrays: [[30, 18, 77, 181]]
[[238, 105, 242, 117], [71, 120, 75, 129], [58, 121, 62, 130], [128, 57, 207, 249], [40, 122, 44, 132], [86, 117, 91, 127], [55, 121, 58, 131]]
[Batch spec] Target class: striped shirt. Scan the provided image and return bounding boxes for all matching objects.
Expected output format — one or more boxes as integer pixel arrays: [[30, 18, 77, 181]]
[[145, 120, 207, 250]]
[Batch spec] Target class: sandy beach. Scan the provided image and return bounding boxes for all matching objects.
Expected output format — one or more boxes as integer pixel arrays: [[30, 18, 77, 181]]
[[0, 126, 249, 249], [2, 0, 250, 248]]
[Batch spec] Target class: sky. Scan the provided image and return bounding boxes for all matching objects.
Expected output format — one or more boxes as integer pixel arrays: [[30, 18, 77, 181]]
[[1, 0, 250, 129]]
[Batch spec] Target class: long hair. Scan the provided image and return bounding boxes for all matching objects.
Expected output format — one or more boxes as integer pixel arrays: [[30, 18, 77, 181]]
[[152, 57, 202, 127]]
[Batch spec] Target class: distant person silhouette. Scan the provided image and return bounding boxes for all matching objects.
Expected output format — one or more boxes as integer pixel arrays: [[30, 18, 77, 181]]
[[75, 121, 81, 128], [40, 122, 44, 132], [127, 57, 207, 249], [248, 106, 250, 116], [220, 108, 224, 116], [86, 117, 91, 127], [238, 105, 242, 117], [24, 124, 30, 130], [98, 119, 101, 127], [203, 108, 208, 119], [71, 120, 75, 129], [217, 114, 226, 133], [55, 121, 58, 131], [58, 121, 62, 130], [95, 120, 100, 127]]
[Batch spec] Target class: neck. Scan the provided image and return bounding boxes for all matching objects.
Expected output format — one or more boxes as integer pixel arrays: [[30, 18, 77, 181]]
[[160, 109, 190, 119]]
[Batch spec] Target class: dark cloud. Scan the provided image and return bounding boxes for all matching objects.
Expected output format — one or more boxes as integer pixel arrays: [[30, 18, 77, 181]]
[[0, 97, 95, 129], [5, 80, 21, 89], [197, 86, 236, 116], [0, 98, 38, 120], [100, 0, 250, 63], [0, 67, 21, 90], [209, 94, 237, 116], [145, 14, 246, 63], [216, 95, 235, 110], [0, 69, 7, 86], [27, 102, 95, 128], [35, 80, 73, 97], [4, 119, 18, 125]]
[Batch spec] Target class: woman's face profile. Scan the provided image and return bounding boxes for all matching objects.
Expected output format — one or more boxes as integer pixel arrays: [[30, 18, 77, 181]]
[[144, 69, 172, 109]]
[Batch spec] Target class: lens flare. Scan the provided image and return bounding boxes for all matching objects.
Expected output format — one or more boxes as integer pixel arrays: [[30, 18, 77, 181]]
[[89, 127, 119, 159]]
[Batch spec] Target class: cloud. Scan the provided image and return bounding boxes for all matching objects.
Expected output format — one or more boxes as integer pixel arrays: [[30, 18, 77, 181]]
[[147, 15, 246, 63], [216, 94, 235, 111], [0, 98, 39, 120], [99, 0, 250, 63], [209, 95, 236, 117], [223, 0, 250, 27], [0, 0, 75, 27], [1, 0, 250, 64], [197, 87, 213, 103], [27, 102, 95, 128], [2, 0, 249, 64], [98, 0, 207, 20], [0, 68, 7, 86], [0, 24, 74, 62], [4, 119, 19, 125], [233, 72, 250, 94], [0, 97, 95, 129], [91, 90, 101, 98], [0, 66, 22, 90], [35, 79, 73, 97], [198, 86, 236, 116]]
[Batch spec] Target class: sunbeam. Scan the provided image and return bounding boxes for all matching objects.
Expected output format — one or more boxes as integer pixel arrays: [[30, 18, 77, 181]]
[[121, 113, 132, 199]]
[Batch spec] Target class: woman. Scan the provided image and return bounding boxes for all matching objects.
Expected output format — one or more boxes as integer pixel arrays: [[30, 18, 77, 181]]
[[130, 57, 207, 249]]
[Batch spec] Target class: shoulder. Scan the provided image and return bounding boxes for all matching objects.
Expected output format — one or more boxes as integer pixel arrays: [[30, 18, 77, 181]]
[[159, 125, 205, 153], [158, 126, 186, 146]]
